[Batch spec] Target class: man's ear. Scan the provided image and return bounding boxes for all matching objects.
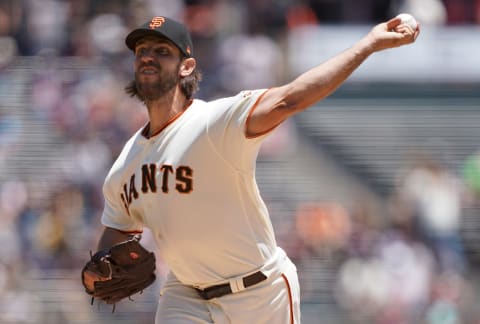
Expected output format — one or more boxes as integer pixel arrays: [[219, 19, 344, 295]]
[[179, 58, 196, 77]]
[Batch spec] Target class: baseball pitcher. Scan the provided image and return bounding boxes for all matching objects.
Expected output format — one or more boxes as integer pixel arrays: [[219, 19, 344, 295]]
[[81, 15, 419, 323]]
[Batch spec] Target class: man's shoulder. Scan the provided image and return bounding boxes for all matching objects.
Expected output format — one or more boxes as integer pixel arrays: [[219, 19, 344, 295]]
[[196, 89, 265, 109]]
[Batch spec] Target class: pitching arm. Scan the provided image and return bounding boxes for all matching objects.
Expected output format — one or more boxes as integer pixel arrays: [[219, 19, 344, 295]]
[[246, 17, 420, 137]]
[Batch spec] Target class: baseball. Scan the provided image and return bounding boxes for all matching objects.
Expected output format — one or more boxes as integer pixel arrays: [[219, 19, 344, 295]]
[[396, 13, 418, 30]]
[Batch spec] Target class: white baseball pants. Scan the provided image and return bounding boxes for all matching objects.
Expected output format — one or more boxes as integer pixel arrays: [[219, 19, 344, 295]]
[[155, 247, 301, 324]]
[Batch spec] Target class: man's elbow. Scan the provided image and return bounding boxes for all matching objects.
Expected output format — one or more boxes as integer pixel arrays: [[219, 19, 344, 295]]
[[278, 84, 322, 114]]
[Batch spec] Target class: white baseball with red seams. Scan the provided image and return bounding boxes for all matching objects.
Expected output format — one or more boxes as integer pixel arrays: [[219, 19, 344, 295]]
[[396, 13, 418, 30]]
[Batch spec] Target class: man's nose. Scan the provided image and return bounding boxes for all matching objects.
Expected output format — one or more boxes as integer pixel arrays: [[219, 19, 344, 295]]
[[139, 50, 155, 62]]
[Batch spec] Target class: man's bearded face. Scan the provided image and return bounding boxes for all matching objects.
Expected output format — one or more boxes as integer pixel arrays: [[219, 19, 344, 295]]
[[135, 61, 180, 101]]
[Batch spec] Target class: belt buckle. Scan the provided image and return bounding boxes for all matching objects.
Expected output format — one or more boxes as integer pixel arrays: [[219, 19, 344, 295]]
[[195, 271, 267, 300]]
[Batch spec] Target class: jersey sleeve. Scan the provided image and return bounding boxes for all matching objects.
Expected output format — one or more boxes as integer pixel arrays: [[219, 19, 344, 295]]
[[206, 89, 272, 171], [100, 172, 144, 234]]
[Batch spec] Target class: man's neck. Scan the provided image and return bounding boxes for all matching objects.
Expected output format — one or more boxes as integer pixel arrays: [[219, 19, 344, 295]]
[[145, 90, 189, 138]]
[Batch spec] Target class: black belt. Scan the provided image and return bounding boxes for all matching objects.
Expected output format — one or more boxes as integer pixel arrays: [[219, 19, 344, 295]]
[[195, 271, 267, 300]]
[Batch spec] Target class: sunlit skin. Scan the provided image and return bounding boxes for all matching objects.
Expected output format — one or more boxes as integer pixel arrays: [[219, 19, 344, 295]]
[[133, 36, 196, 138], [246, 17, 420, 137], [134, 36, 181, 101]]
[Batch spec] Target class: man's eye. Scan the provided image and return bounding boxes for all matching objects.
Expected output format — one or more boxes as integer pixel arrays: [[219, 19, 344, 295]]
[[136, 48, 147, 56], [155, 48, 169, 55]]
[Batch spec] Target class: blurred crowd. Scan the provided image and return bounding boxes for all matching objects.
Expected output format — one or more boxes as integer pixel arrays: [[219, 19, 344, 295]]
[[1, 0, 480, 323], [282, 152, 480, 323], [0, 0, 479, 60], [1, 0, 480, 95]]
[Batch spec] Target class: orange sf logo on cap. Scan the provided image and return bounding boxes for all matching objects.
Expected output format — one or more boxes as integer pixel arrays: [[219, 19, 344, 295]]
[[149, 17, 165, 29]]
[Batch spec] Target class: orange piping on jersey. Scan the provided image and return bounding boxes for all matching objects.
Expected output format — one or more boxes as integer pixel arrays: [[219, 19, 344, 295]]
[[143, 99, 194, 139], [106, 226, 143, 235], [281, 273, 295, 324], [245, 88, 279, 139]]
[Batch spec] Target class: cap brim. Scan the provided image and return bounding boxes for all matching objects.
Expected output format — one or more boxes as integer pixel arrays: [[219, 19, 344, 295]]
[[125, 28, 173, 52]]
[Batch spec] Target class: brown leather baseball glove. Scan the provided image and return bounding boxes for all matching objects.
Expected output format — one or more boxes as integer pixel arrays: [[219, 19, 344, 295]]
[[81, 236, 156, 306]]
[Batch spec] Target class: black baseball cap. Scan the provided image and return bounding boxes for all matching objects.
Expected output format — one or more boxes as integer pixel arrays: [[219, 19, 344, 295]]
[[125, 16, 193, 57]]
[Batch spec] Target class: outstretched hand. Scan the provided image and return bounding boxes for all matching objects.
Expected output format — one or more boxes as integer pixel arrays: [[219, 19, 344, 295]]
[[367, 17, 420, 52]]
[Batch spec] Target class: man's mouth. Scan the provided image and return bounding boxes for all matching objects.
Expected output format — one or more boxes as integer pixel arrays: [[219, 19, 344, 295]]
[[141, 67, 158, 75], [139, 64, 160, 75]]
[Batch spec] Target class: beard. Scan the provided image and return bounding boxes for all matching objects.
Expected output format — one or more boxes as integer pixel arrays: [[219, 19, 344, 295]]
[[135, 62, 179, 102]]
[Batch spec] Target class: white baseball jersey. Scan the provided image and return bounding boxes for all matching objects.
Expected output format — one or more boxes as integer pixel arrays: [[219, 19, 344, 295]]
[[101, 89, 278, 287]]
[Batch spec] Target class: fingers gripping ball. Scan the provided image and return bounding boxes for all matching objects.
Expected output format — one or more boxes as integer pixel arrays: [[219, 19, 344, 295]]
[[396, 13, 418, 31], [81, 236, 156, 306]]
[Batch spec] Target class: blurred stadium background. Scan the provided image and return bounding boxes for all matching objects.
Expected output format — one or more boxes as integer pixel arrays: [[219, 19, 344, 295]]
[[1, 0, 480, 323]]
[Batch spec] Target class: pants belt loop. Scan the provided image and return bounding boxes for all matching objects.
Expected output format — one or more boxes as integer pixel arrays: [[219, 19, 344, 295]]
[[229, 277, 245, 293]]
